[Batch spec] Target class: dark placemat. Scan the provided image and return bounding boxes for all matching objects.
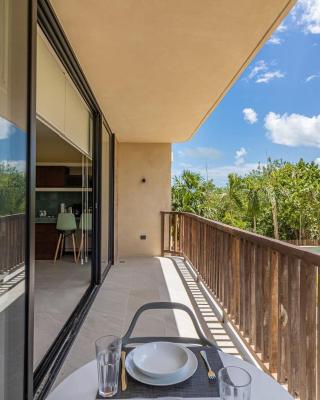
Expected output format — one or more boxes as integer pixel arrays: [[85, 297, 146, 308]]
[[97, 346, 222, 399]]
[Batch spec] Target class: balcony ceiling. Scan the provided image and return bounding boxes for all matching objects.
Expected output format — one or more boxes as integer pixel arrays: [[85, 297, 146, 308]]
[[50, 0, 295, 143]]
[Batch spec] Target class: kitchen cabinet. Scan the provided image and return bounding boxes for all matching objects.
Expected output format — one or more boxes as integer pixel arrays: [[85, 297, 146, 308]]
[[36, 166, 68, 188], [35, 223, 59, 260], [37, 33, 91, 157]]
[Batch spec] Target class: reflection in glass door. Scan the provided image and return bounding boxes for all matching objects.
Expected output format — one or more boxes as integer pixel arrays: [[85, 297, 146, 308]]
[[0, 0, 29, 398], [79, 154, 92, 265], [34, 29, 94, 370]]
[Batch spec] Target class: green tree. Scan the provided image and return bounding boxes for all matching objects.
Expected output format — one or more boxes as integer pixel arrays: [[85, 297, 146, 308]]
[[245, 180, 261, 233], [172, 170, 218, 218], [0, 162, 26, 216], [172, 159, 320, 242]]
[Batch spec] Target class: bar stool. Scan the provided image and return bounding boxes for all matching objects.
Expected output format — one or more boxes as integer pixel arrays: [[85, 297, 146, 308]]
[[54, 213, 77, 263], [77, 212, 92, 263]]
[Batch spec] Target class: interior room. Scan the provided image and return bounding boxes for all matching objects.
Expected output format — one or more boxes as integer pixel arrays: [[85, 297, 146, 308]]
[[33, 28, 97, 369], [33, 118, 93, 368]]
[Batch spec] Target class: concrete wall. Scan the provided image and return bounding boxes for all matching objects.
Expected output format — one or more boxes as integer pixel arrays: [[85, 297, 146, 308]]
[[117, 143, 171, 258]]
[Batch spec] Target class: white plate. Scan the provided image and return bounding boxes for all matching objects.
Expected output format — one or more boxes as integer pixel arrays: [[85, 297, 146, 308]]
[[125, 346, 198, 386], [132, 342, 189, 378]]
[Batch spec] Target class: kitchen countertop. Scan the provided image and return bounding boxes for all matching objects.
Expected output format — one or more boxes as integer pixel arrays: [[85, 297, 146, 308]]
[[35, 217, 81, 224], [36, 217, 57, 224]]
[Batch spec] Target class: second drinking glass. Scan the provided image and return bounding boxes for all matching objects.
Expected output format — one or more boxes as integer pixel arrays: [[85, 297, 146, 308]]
[[218, 366, 251, 400]]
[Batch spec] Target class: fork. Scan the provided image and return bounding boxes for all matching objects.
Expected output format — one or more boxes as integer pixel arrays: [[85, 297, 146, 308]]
[[200, 350, 216, 380]]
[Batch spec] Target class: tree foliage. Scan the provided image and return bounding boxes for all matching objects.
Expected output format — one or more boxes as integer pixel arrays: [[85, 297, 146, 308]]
[[172, 159, 320, 240], [0, 162, 25, 216]]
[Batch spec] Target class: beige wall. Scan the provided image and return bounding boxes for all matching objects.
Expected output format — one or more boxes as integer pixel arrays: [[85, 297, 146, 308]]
[[117, 143, 171, 258]]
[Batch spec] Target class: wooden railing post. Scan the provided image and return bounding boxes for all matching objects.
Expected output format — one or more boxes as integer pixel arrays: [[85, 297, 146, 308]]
[[160, 212, 165, 256]]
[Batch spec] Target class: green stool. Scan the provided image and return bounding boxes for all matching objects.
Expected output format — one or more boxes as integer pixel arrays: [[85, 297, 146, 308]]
[[54, 213, 77, 263], [77, 213, 92, 263]]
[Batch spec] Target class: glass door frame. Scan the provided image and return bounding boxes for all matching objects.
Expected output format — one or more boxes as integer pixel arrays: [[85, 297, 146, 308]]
[[25, 0, 37, 399], [26, 1, 116, 398], [101, 121, 115, 281]]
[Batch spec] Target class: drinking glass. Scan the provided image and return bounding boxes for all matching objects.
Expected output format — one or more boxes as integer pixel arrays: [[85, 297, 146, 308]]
[[95, 335, 122, 398], [218, 366, 251, 400]]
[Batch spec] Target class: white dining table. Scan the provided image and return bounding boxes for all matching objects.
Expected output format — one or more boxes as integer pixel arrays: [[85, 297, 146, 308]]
[[47, 351, 293, 400]]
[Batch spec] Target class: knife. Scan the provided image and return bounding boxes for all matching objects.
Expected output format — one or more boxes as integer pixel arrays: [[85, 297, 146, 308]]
[[121, 351, 127, 391]]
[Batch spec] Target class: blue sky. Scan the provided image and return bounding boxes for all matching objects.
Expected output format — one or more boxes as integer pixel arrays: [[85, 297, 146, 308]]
[[0, 117, 26, 171], [172, 0, 320, 186]]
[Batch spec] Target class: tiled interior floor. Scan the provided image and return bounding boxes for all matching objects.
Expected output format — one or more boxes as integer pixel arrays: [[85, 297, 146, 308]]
[[52, 256, 244, 389], [34, 256, 91, 368]]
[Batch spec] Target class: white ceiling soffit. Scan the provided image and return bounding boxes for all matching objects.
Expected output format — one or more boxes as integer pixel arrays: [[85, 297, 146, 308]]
[[50, 0, 295, 143]]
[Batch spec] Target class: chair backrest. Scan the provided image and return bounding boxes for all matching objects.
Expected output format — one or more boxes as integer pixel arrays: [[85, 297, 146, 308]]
[[79, 213, 92, 231], [56, 213, 77, 231], [122, 302, 217, 347]]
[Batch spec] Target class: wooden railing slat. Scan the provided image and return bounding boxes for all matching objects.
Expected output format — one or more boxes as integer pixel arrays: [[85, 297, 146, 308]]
[[239, 239, 246, 333], [261, 247, 271, 363], [269, 250, 279, 373], [278, 254, 289, 384], [288, 258, 301, 397], [301, 262, 317, 400], [234, 238, 241, 326], [250, 243, 257, 348], [244, 241, 251, 338], [0, 214, 25, 276], [255, 246, 263, 353]]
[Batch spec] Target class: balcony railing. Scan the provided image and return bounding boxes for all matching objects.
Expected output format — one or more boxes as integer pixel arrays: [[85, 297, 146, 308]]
[[0, 213, 25, 278], [161, 211, 319, 400]]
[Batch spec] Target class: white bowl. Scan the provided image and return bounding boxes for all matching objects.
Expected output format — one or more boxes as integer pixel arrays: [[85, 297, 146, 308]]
[[132, 342, 189, 379]]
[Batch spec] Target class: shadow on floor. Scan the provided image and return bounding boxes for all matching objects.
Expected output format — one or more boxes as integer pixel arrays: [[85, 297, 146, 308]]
[[52, 256, 242, 389]]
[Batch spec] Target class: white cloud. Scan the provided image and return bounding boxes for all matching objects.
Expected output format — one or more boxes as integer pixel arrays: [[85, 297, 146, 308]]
[[177, 147, 221, 160], [247, 60, 267, 80], [206, 163, 263, 184], [315, 157, 320, 165], [235, 147, 248, 166], [277, 23, 287, 32], [0, 116, 14, 140], [265, 111, 320, 148], [256, 70, 285, 84], [243, 108, 258, 124], [268, 36, 283, 45], [267, 22, 286, 45], [296, 0, 320, 34], [246, 60, 285, 84], [3, 160, 26, 172], [306, 73, 319, 81], [173, 147, 265, 186]]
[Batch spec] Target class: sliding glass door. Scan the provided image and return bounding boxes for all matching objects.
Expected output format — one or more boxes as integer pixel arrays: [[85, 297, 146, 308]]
[[0, 1, 114, 396], [0, 0, 31, 398], [34, 30, 94, 370]]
